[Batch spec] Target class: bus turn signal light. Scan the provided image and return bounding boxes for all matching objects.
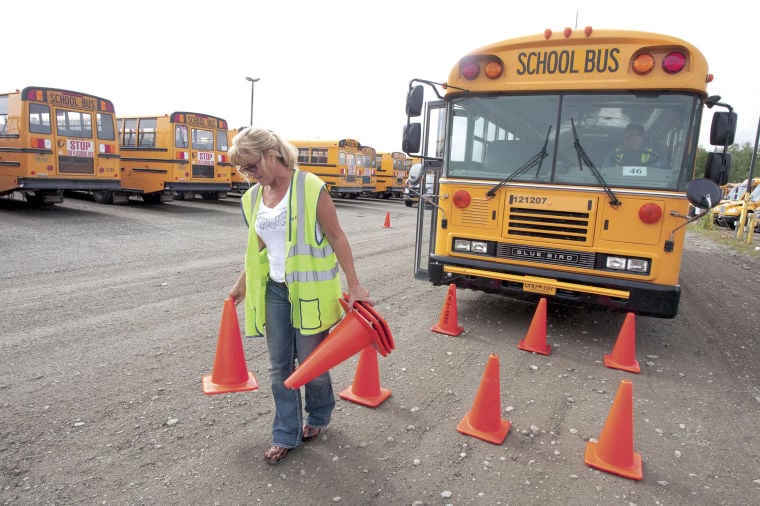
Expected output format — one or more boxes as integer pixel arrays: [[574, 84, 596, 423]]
[[638, 203, 662, 224], [632, 53, 655, 75], [484, 60, 503, 79]]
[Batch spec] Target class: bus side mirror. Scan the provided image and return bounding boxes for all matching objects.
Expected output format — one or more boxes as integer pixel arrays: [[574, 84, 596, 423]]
[[407, 163, 423, 186], [402, 123, 421, 154], [405, 85, 424, 117], [710, 111, 737, 146], [703, 152, 731, 186], [686, 178, 722, 209]]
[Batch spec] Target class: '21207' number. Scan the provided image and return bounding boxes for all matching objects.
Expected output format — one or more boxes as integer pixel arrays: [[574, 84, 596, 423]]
[[509, 195, 547, 205]]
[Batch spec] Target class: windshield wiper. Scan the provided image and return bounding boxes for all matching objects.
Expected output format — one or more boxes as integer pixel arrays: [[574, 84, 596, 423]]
[[570, 118, 621, 207], [486, 125, 552, 198]]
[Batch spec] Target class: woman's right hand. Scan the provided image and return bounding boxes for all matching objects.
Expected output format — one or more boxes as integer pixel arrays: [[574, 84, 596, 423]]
[[229, 270, 246, 305]]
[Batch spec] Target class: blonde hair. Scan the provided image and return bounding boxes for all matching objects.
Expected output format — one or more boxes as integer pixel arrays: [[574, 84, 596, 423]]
[[228, 127, 298, 170]]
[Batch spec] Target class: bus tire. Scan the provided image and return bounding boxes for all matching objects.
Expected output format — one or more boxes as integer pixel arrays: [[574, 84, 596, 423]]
[[142, 192, 163, 204], [92, 190, 113, 205]]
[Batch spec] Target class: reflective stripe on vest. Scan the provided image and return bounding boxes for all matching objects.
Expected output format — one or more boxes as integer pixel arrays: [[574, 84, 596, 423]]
[[615, 147, 654, 165]]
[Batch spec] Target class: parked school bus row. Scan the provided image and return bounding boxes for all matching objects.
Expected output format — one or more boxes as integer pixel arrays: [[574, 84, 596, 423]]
[[1, 86, 410, 205]]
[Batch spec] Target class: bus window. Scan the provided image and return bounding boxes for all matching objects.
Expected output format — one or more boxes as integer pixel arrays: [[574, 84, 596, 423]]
[[57, 110, 93, 138], [29, 103, 51, 134], [217, 130, 229, 152], [192, 128, 214, 150], [122, 118, 137, 147], [312, 148, 327, 164], [138, 118, 157, 147], [0, 95, 6, 132], [175, 125, 188, 148], [97, 112, 116, 140]]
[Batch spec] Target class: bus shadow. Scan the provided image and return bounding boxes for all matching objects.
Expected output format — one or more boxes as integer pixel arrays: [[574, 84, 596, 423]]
[[0, 197, 114, 218]]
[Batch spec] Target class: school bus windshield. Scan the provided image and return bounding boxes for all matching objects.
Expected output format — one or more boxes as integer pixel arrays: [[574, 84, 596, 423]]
[[447, 92, 699, 191]]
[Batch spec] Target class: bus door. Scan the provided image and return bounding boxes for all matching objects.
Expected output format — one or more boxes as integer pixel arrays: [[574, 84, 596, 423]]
[[413, 100, 445, 280]]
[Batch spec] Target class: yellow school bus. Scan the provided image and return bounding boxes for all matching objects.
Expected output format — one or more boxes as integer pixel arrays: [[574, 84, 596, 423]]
[[226, 127, 250, 194], [358, 144, 377, 194], [291, 138, 364, 198], [403, 28, 735, 318], [116, 112, 231, 203], [0, 86, 121, 205], [373, 151, 407, 199]]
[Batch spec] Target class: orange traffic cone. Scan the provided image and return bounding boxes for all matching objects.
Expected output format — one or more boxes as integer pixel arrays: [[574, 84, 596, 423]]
[[202, 298, 259, 395], [431, 283, 464, 336], [457, 354, 511, 444], [339, 347, 392, 407], [284, 308, 381, 390], [383, 211, 391, 228], [604, 312, 640, 373], [584, 379, 643, 480], [517, 298, 551, 355]]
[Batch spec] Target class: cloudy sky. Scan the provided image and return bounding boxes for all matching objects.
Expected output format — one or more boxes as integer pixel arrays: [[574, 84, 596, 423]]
[[3, 0, 756, 153]]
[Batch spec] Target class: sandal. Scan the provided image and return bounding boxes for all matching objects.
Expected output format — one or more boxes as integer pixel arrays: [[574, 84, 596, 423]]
[[302, 425, 321, 442], [264, 445, 289, 465]]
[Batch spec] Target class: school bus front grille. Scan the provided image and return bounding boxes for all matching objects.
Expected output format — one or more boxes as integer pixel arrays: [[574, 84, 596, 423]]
[[58, 156, 94, 174], [495, 242, 596, 269], [507, 207, 590, 242], [192, 165, 214, 178]]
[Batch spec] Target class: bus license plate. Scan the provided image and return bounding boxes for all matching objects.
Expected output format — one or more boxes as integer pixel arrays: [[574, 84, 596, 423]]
[[523, 279, 556, 295]]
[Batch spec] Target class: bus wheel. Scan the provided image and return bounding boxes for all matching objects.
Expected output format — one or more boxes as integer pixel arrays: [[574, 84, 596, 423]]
[[92, 190, 113, 205], [26, 190, 61, 206], [201, 192, 219, 200], [142, 192, 163, 204]]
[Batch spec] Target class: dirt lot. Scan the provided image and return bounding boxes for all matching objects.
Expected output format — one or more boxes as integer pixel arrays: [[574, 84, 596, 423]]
[[1, 194, 759, 505]]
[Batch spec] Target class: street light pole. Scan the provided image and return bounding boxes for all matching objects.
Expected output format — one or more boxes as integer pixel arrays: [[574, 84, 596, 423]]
[[245, 76, 260, 126]]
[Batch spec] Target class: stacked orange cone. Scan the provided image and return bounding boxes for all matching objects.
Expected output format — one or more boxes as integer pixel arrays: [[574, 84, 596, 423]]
[[517, 297, 551, 355], [431, 283, 464, 336], [285, 296, 394, 390], [201, 297, 259, 395], [584, 379, 643, 480], [457, 353, 511, 444], [339, 346, 392, 407], [604, 312, 640, 373]]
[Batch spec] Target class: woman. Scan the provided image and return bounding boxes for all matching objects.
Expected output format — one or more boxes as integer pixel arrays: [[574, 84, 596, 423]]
[[227, 127, 372, 465]]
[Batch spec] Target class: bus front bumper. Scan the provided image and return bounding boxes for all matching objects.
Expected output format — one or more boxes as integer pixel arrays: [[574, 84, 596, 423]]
[[428, 255, 680, 319]]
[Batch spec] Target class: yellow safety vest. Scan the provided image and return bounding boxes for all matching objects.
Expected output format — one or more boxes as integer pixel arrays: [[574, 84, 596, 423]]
[[613, 146, 656, 165], [241, 170, 342, 337]]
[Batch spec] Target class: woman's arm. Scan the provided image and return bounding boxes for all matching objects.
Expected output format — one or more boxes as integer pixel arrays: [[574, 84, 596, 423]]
[[316, 189, 373, 308]]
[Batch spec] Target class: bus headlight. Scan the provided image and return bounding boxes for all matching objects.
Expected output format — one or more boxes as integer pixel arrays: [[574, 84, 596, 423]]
[[606, 256, 627, 269], [604, 255, 650, 274], [454, 239, 471, 252], [453, 239, 489, 254]]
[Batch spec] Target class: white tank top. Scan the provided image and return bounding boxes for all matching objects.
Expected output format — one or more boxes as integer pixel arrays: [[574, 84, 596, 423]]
[[255, 189, 289, 283]]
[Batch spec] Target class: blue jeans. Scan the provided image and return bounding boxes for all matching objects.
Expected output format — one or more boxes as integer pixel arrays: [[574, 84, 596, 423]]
[[265, 279, 335, 448]]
